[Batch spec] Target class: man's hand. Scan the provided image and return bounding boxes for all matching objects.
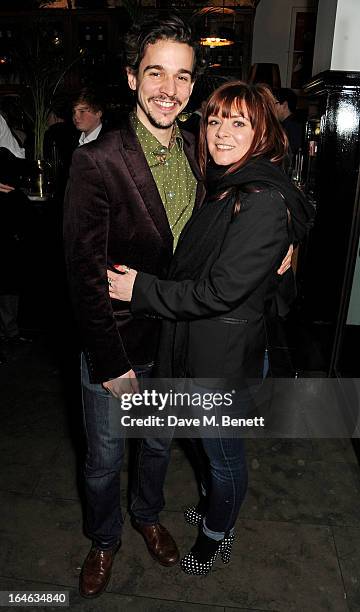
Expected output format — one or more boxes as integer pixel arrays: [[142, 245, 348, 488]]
[[277, 244, 294, 275], [0, 182, 15, 194], [102, 368, 139, 399]]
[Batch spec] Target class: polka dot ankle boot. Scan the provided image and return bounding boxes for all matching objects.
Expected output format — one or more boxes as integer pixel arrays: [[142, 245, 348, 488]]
[[180, 531, 235, 576], [184, 497, 207, 527], [184, 505, 203, 526]]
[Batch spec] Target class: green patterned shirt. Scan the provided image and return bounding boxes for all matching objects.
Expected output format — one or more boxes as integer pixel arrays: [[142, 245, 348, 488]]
[[131, 112, 196, 249]]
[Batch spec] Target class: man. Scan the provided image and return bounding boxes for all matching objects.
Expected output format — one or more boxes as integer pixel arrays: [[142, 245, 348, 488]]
[[64, 15, 292, 599], [0, 108, 30, 358], [72, 87, 104, 146], [63, 15, 204, 599], [274, 88, 303, 156]]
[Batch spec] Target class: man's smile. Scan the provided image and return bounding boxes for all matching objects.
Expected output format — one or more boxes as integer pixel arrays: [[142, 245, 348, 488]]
[[151, 98, 179, 111]]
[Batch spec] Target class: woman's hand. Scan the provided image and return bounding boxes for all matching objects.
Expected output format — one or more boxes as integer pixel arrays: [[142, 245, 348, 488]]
[[277, 244, 293, 275], [107, 265, 138, 302]]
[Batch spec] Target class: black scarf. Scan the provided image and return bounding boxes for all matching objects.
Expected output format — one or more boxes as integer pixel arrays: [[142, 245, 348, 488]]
[[205, 157, 314, 242]]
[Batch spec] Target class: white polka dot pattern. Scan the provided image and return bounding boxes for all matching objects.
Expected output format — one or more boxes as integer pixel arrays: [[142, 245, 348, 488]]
[[184, 505, 203, 526], [180, 533, 235, 575]]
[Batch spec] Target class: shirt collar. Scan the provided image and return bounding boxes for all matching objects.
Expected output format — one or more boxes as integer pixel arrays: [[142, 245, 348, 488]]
[[78, 123, 102, 146], [130, 111, 183, 153]]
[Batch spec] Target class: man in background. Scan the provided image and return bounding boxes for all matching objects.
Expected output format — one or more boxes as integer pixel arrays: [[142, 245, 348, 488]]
[[72, 87, 104, 146], [274, 87, 303, 157]]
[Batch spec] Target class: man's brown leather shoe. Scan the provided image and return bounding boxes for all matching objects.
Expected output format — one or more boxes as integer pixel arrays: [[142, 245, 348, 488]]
[[79, 544, 119, 598], [132, 521, 179, 567]]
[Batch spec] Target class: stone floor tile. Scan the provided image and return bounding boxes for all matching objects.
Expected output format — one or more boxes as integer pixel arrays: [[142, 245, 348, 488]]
[[224, 609, 277, 612], [245, 438, 313, 461], [224, 609, 276, 612], [309, 439, 358, 464], [109, 513, 347, 611], [0, 390, 68, 437], [245, 438, 356, 465], [0, 360, 64, 396], [0, 492, 86, 587], [332, 525, 360, 612], [69, 591, 225, 611], [242, 458, 360, 527], [0, 578, 225, 612], [0, 431, 60, 495], [33, 436, 83, 502]]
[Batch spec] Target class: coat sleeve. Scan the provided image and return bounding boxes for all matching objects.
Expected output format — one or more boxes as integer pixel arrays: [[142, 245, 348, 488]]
[[63, 146, 131, 383], [132, 190, 288, 320]]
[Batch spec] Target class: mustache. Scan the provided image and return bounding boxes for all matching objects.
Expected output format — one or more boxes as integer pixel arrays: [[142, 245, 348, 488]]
[[149, 95, 181, 105]]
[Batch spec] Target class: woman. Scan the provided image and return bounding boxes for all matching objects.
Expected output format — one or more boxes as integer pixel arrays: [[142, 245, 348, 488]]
[[107, 82, 313, 575]]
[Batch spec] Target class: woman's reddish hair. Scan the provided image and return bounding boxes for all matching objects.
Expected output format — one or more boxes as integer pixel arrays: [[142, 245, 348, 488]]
[[198, 80, 288, 177]]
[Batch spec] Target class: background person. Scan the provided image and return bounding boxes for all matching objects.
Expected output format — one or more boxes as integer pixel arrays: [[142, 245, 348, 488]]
[[0, 101, 31, 357], [274, 87, 303, 157], [72, 87, 105, 146], [107, 81, 314, 576]]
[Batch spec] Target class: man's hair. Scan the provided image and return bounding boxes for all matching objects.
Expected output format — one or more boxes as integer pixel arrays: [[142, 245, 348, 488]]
[[124, 13, 202, 81], [275, 88, 298, 113], [72, 88, 105, 114], [198, 80, 288, 177]]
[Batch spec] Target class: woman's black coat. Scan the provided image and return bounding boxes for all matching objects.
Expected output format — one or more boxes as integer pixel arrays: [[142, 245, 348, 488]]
[[131, 185, 290, 383]]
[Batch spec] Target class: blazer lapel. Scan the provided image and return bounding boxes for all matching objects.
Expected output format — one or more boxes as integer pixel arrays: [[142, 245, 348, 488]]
[[118, 118, 173, 249]]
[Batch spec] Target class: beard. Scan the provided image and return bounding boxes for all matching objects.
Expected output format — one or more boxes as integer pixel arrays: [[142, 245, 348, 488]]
[[138, 96, 182, 130]]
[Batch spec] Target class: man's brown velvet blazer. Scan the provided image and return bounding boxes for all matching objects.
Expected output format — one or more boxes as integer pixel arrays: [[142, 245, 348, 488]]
[[63, 114, 204, 384]]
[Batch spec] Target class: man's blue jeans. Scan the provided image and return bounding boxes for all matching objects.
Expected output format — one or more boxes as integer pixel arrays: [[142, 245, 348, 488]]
[[81, 355, 172, 550]]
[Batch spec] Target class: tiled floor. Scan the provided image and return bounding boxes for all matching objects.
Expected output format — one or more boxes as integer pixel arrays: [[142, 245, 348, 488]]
[[0, 338, 359, 611]]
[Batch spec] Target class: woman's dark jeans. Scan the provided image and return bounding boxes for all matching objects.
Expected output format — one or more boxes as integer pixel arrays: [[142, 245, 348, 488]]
[[187, 359, 268, 538], [187, 435, 247, 537]]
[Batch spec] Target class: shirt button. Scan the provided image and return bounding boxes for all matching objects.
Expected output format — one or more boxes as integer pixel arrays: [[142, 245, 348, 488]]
[[168, 192, 175, 199]]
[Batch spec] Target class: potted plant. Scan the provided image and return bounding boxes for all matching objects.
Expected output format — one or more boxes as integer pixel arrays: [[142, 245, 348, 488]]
[[14, 22, 81, 196]]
